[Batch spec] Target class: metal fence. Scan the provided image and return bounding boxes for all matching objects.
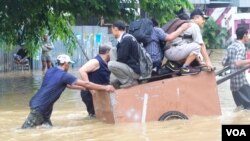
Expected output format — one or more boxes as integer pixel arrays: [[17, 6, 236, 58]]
[[0, 26, 114, 72], [0, 45, 16, 72]]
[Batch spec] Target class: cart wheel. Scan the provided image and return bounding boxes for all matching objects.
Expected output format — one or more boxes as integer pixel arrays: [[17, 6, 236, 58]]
[[159, 111, 188, 121]]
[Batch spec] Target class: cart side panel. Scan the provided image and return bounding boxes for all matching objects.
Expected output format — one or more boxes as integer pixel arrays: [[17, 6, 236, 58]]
[[93, 72, 221, 124], [92, 91, 115, 123]]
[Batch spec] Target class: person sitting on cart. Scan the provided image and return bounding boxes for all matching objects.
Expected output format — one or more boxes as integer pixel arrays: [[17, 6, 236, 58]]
[[145, 18, 190, 75], [164, 8, 214, 75], [108, 20, 140, 88]]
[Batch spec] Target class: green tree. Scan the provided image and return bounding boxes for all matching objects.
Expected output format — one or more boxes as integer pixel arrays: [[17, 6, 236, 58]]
[[0, 0, 137, 55], [202, 18, 229, 49], [0, 0, 192, 55], [139, 0, 193, 25]]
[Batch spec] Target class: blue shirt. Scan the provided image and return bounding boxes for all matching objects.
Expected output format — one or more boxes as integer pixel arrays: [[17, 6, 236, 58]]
[[88, 55, 110, 85], [145, 27, 167, 62], [29, 67, 77, 118]]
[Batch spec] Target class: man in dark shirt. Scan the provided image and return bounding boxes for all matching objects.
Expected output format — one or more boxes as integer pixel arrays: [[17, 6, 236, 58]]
[[21, 54, 115, 129], [79, 44, 111, 117], [108, 20, 140, 88]]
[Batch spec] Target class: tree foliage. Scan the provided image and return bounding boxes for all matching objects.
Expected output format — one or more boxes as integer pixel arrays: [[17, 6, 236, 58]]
[[0, 0, 137, 55], [139, 0, 193, 25], [0, 0, 192, 55], [0, 0, 76, 55], [202, 18, 229, 49]]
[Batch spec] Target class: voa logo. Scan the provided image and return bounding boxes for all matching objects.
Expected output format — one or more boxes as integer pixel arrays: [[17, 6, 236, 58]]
[[226, 129, 246, 136]]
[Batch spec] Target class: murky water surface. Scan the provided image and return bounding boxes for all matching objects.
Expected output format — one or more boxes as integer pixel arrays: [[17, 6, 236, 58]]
[[1, 49, 250, 141]]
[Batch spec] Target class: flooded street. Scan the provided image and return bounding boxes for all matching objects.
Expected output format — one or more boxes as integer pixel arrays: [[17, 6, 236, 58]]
[[1, 49, 250, 141]]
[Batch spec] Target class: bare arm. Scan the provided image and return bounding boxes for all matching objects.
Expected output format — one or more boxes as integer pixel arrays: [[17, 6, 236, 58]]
[[235, 59, 250, 67], [201, 44, 214, 70], [165, 23, 190, 41], [41, 43, 49, 51], [41, 42, 54, 51], [79, 59, 100, 81], [74, 79, 115, 92], [67, 84, 86, 90], [234, 48, 250, 67], [46, 42, 54, 49]]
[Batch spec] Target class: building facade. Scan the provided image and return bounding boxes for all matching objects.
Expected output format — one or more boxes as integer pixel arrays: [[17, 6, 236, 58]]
[[189, 0, 250, 8], [190, 0, 250, 41]]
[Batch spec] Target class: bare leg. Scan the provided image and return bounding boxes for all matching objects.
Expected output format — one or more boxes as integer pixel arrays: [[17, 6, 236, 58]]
[[42, 61, 46, 72], [183, 53, 197, 67], [47, 61, 51, 69], [180, 53, 201, 75]]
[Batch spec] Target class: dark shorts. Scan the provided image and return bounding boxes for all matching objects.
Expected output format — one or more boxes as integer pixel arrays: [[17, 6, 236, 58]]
[[21, 109, 53, 129], [41, 54, 51, 62], [232, 85, 250, 109]]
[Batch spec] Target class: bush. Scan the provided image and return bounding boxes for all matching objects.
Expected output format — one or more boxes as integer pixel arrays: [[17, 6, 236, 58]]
[[203, 18, 229, 49]]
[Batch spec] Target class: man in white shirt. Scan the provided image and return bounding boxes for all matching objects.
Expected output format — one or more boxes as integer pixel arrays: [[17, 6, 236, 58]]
[[165, 8, 213, 75]]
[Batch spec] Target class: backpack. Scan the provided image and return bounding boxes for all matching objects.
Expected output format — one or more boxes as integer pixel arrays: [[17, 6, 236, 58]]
[[128, 18, 153, 46], [162, 18, 188, 34], [123, 34, 153, 79], [161, 18, 190, 50]]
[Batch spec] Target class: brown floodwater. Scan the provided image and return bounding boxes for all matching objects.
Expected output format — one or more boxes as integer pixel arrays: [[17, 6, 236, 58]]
[[1, 49, 250, 141]]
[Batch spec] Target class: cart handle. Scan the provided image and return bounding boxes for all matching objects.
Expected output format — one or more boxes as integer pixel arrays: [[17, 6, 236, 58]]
[[216, 65, 250, 85]]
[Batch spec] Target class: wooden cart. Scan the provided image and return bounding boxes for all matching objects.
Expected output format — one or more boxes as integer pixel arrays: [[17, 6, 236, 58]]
[[92, 71, 221, 124]]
